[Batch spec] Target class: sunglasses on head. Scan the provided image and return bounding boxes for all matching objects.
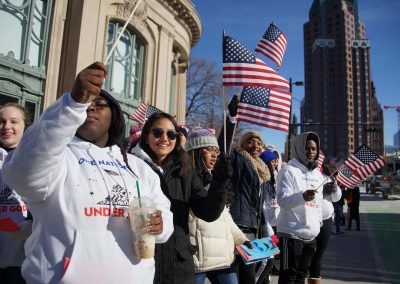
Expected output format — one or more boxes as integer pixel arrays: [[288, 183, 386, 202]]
[[150, 128, 179, 140]]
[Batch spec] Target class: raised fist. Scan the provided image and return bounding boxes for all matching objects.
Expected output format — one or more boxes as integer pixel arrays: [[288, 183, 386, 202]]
[[71, 62, 108, 104]]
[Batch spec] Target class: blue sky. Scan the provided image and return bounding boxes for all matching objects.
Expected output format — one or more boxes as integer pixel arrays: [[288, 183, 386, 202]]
[[190, 0, 400, 153]]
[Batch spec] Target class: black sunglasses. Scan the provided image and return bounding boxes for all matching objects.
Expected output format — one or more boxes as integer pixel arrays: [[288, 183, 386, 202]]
[[150, 128, 179, 140]]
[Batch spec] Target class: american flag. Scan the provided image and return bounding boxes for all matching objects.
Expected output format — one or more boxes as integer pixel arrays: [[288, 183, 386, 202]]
[[255, 23, 288, 69], [344, 145, 386, 179], [130, 102, 163, 125], [337, 165, 362, 188], [317, 151, 325, 170], [223, 36, 289, 90], [237, 86, 291, 132]]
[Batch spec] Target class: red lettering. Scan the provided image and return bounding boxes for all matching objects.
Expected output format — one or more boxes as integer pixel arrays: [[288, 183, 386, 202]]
[[118, 209, 124, 217], [84, 206, 127, 218], [305, 202, 320, 208], [93, 207, 102, 216], [0, 206, 7, 212], [10, 205, 23, 212], [103, 208, 110, 216], [84, 207, 93, 216]]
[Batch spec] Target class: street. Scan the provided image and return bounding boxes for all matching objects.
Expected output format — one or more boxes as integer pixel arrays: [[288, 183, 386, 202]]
[[206, 187, 400, 284]]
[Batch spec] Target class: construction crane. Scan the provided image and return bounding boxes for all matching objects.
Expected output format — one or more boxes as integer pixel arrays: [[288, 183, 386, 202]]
[[383, 105, 400, 148]]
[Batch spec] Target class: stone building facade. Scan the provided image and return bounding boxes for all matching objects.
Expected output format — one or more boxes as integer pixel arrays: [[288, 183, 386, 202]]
[[0, 0, 201, 133]]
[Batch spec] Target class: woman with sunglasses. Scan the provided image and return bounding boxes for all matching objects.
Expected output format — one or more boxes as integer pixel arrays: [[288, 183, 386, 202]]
[[131, 114, 232, 284], [186, 128, 251, 284]]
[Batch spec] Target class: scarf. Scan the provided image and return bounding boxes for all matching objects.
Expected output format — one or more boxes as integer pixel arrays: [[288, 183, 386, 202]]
[[236, 148, 271, 185]]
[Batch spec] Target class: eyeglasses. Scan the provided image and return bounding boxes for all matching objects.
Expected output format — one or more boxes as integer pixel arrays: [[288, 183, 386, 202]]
[[150, 128, 179, 140], [89, 100, 109, 110], [202, 147, 220, 155]]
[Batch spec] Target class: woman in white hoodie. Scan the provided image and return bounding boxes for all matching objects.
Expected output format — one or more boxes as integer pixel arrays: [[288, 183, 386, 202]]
[[3, 62, 174, 284], [276, 132, 324, 284]]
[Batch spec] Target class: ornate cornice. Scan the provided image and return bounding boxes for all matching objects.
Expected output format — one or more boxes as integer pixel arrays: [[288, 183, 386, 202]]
[[159, 0, 202, 47], [114, 0, 148, 32]]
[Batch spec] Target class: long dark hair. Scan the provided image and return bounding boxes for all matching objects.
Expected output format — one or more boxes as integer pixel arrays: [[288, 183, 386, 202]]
[[140, 112, 192, 176], [188, 149, 212, 186]]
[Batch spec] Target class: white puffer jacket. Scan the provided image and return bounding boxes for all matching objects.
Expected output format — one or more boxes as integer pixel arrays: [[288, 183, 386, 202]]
[[189, 207, 248, 272]]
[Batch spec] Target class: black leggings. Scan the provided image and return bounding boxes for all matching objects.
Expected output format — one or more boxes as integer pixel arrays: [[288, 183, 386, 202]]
[[278, 237, 316, 284], [309, 217, 332, 278]]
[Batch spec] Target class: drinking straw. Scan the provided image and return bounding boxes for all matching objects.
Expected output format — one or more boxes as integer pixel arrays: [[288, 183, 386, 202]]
[[136, 180, 142, 208]]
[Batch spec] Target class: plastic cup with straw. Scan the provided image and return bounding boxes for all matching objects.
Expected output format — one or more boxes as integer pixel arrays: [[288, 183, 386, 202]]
[[129, 180, 156, 259]]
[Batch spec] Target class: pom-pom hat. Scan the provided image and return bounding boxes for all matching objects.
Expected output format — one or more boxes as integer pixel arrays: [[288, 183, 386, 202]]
[[186, 128, 219, 152]]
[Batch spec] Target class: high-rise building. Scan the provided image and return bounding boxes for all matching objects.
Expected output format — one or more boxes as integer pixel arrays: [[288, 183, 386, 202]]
[[395, 131, 399, 147], [301, 0, 384, 159]]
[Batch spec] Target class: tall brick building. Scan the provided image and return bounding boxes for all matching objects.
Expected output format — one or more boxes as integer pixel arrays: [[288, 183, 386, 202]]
[[301, 0, 384, 159]]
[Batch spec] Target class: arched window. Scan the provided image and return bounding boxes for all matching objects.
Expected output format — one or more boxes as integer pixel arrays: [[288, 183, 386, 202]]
[[0, 0, 52, 121], [104, 21, 145, 102]]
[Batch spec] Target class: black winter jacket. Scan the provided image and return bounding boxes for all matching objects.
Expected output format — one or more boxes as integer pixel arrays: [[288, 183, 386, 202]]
[[218, 117, 266, 232], [148, 162, 228, 284], [229, 149, 266, 230]]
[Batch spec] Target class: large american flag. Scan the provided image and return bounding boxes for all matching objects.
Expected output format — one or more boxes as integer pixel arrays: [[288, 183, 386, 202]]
[[344, 145, 386, 179], [255, 23, 288, 69], [130, 102, 163, 125], [337, 165, 362, 188], [223, 36, 289, 90], [237, 86, 291, 132]]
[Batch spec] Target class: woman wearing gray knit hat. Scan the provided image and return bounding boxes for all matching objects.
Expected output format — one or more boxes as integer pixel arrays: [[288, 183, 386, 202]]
[[217, 96, 273, 284], [186, 128, 251, 284]]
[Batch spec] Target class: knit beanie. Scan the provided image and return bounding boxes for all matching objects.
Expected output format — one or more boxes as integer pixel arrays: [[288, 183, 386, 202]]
[[186, 128, 219, 152], [260, 150, 278, 165], [239, 131, 265, 147]]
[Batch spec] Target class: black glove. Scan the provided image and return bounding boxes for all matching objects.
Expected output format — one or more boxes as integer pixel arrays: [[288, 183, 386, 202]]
[[243, 240, 253, 249], [212, 153, 233, 180], [323, 181, 337, 195], [228, 95, 239, 117]]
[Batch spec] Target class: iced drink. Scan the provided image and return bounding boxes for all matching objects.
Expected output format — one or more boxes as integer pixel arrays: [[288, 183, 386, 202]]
[[129, 197, 156, 259]]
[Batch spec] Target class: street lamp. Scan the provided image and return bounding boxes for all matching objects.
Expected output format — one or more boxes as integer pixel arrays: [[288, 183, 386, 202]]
[[286, 77, 304, 161]]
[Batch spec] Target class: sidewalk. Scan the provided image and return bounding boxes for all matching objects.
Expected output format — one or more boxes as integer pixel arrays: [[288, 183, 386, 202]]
[[208, 188, 400, 283]]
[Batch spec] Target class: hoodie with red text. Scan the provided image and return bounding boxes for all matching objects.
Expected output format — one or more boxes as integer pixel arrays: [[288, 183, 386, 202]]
[[276, 132, 324, 241], [3, 93, 173, 284]]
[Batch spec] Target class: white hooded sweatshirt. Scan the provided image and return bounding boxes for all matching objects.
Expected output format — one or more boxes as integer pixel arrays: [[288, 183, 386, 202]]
[[3, 93, 173, 284], [0, 148, 32, 268], [276, 158, 324, 241]]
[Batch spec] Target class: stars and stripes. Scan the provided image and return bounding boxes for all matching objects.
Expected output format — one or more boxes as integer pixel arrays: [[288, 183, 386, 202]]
[[237, 86, 291, 132], [223, 36, 289, 90], [344, 145, 386, 179], [337, 165, 362, 188], [255, 23, 288, 69], [130, 102, 163, 125], [317, 151, 325, 170]]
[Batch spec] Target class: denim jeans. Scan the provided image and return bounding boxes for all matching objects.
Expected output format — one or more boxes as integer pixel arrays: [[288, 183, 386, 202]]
[[195, 266, 238, 284], [333, 202, 342, 233]]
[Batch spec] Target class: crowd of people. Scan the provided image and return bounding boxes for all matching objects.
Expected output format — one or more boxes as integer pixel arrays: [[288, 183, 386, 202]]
[[0, 62, 362, 284]]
